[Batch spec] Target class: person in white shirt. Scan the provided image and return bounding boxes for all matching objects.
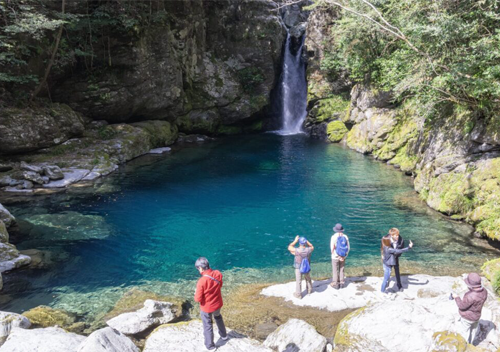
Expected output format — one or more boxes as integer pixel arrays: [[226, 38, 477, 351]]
[[330, 223, 350, 289]]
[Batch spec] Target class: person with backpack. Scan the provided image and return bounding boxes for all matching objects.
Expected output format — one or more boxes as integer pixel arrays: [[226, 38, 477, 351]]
[[381, 230, 413, 293], [381, 228, 406, 292], [330, 223, 350, 289], [288, 235, 314, 299], [194, 257, 228, 351]]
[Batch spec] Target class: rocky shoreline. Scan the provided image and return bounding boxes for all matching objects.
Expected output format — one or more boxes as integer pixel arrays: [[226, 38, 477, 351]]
[[0, 274, 498, 351]]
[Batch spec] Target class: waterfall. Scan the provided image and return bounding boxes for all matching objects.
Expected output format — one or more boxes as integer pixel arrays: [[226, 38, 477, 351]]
[[277, 33, 307, 135]]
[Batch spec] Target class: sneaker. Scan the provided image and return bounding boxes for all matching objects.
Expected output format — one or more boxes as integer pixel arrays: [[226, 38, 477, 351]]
[[221, 335, 229, 341], [398, 287, 404, 292], [204, 346, 217, 351], [293, 292, 302, 299]]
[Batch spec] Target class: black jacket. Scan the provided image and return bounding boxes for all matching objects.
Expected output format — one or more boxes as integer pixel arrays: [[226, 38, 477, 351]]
[[382, 235, 405, 265]]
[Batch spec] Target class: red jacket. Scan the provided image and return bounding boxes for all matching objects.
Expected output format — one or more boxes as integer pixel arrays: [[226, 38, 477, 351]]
[[194, 269, 223, 313]]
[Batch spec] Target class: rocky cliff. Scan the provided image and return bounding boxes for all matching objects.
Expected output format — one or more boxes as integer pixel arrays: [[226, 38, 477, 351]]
[[304, 7, 500, 242]]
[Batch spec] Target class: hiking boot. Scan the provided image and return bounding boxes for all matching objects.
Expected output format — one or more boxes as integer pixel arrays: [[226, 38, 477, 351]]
[[293, 292, 302, 299], [221, 335, 229, 341]]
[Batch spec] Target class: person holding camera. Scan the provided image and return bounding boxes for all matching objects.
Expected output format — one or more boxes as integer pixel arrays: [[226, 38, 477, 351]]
[[451, 273, 488, 344], [380, 228, 413, 293], [288, 235, 314, 299]]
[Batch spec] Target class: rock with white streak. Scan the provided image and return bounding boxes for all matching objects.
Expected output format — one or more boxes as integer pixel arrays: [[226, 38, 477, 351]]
[[0, 242, 31, 272], [20, 161, 42, 173], [76, 327, 139, 352], [144, 320, 272, 352], [264, 319, 327, 352], [22, 171, 45, 185], [43, 169, 90, 188], [0, 204, 15, 227], [1, 326, 85, 352], [107, 299, 177, 335], [148, 147, 171, 154], [0, 312, 31, 345]]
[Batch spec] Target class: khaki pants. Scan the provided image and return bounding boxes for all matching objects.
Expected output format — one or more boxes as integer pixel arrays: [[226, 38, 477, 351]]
[[460, 317, 479, 344], [295, 269, 312, 296], [332, 259, 345, 285]]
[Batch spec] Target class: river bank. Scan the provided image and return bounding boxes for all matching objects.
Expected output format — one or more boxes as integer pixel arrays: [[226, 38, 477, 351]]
[[0, 273, 498, 351]]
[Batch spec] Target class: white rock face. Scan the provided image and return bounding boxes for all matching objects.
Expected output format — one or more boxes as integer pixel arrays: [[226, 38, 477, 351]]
[[44, 169, 90, 188], [264, 318, 327, 352], [76, 327, 139, 352], [0, 312, 31, 345], [106, 299, 177, 335], [144, 320, 272, 352], [1, 326, 85, 352], [262, 274, 500, 351]]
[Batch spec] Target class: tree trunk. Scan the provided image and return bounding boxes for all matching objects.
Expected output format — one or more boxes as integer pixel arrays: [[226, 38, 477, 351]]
[[31, 0, 66, 101]]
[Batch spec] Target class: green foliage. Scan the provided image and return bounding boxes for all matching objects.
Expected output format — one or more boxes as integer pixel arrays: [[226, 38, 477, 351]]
[[316, 0, 500, 119], [237, 67, 264, 93]]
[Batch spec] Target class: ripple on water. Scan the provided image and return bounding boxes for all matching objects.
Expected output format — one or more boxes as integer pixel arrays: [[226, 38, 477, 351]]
[[1, 134, 498, 322]]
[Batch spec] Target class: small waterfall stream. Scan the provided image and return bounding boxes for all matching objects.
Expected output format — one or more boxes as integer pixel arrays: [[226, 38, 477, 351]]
[[277, 33, 307, 135]]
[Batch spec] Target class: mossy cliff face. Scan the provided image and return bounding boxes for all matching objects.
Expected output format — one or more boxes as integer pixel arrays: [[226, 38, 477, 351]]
[[51, 0, 285, 134]]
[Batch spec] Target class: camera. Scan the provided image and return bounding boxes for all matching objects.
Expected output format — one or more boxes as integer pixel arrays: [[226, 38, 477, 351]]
[[449, 293, 454, 300]]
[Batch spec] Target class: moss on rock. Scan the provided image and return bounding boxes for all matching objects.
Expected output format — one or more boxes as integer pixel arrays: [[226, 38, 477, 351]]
[[481, 258, 500, 295], [326, 121, 348, 142], [22, 306, 76, 329], [431, 331, 468, 352], [314, 96, 350, 123]]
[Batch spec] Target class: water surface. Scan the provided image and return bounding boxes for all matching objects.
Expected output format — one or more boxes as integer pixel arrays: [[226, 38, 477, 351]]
[[2, 134, 497, 319]]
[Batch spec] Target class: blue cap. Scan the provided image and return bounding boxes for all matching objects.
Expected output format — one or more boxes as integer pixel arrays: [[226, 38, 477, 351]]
[[299, 237, 307, 245]]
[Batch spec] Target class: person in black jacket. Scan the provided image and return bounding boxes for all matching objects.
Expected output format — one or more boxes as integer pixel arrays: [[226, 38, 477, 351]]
[[381, 228, 413, 293], [381, 228, 406, 292]]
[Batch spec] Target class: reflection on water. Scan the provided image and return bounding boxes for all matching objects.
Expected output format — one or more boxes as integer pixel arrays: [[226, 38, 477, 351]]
[[1, 134, 498, 322]]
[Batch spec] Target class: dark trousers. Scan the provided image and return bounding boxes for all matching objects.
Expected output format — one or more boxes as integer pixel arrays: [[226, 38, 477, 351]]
[[394, 264, 402, 289], [201, 308, 227, 349]]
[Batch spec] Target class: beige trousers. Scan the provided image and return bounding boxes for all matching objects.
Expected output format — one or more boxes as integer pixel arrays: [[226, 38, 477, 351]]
[[295, 269, 312, 295]]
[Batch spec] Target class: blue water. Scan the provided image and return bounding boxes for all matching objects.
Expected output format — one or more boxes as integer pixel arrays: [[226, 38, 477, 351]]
[[2, 134, 498, 318]]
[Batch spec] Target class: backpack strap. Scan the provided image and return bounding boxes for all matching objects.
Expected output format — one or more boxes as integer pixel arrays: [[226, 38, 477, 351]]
[[203, 274, 221, 285]]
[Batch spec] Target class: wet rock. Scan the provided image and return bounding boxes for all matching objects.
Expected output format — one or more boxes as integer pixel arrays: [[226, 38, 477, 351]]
[[20, 161, 42, 173], [107, 300, 178, 336], [0, 176, 21, 187], [0, 164, 12, 172], [0, 204, 15, 227], [0, 221, 8, 243], [1, 326, 85, 352], [290, 22, 307, 38], [42, 165, 64, 180], [0, 104, 85, 154], [148, 147, 171, 154], [22, 171, 45, 185], [177, 133, 215, 143], [0, 242, 31, 272], [24, 211, 111, 241], [144, 320, 272, 352], [0, 311, 31, 346], [22, 306, 80, 332], [264, 319, 327, 352], [18, 249, 53, 269], [77, 327, 139, 352], [44, 169, 90, 188]]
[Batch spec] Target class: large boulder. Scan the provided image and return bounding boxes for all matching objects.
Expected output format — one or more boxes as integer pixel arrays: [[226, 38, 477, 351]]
[[1, 326, 85, 352], [22, 306, 79, 331], [0, 104, 85, 154], [76, 327, 139, 352], [263, 318, 327, 352], [107, 299, 178, 336], [0, 204, 15, 228], [143, 320, 272, 352], [0, 312, 31, 345]]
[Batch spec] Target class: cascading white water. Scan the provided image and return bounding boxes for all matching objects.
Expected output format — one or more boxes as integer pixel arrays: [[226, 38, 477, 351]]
[[277, 33, 307, 135]]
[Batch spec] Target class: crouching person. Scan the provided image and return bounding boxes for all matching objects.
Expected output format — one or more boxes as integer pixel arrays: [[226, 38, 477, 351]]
[[194, 257, 228, 351], [451, 273, 488, 345]]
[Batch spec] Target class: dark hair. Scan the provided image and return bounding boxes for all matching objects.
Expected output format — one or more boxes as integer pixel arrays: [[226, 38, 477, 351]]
[[195, 257, 210, 270]]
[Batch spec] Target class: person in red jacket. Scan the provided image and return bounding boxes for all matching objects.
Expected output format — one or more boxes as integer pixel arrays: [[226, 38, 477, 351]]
[[451, 272, 488, 344], [194, 257, 228, 351]]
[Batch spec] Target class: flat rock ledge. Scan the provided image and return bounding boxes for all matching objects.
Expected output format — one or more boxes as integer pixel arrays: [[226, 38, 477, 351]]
[[262, 274, 500, 351], [144, 320, 272, 352]]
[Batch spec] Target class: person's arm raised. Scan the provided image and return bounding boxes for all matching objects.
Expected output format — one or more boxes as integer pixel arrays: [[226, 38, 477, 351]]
[[288, 235, 299, 255]]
